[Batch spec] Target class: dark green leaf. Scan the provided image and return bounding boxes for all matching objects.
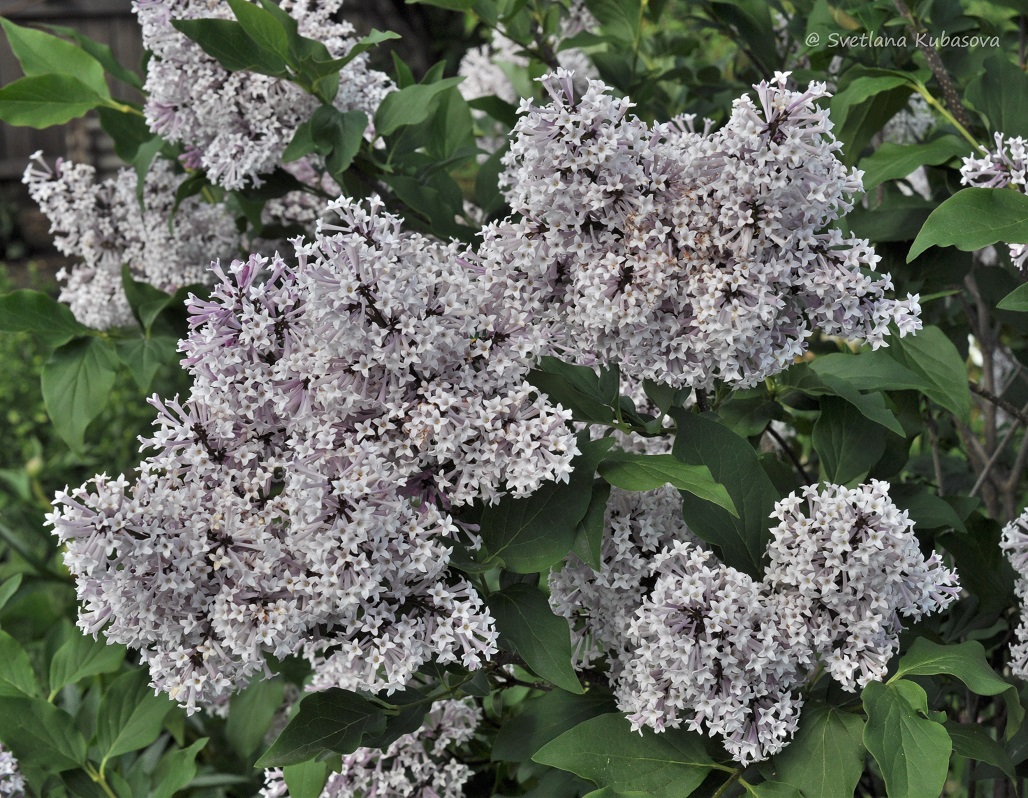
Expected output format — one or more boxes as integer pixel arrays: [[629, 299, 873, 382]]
[[48, 632, 126, 696], [779, 363, 904, 436], [97, 107, 155, 164], [171, 18, 288, 76], [0, 629, 39, 698], [998, 283, 1028, 312], [0, 696, 87, 772], [967, 56, 1028, 139], [670, 410, 778, 577], [480, 436, 615, 573], [884, 326, 971, 422], [150, 738, 208, 798], [860, 136, 970, 190], [96, 669, 173, 761], [0, 574, 22, 613], [492, 689, 617, 762], [0, 18, 109, 98], [283, 119, 315, 163], [114, 335, 178, 393], [742, 782, 803, 798], [862, 679, 951, 798], [571, 480, 611, 570], [374, 77, 464, 137], [225, 677, 286, 758], [257, 689, 387, 767], [812, 396, 886, 483], [534, 713, 714, 797], [0, 289, 90, 347], [311, 106, 367, 177], [488, 583, 583, 694], [0, 74, 104, 127], [908, 188, 1028, 262], [121, 267, 177, 333], [773, 701, 866, 798], [598, 454, 736, 515], [41, 337, 120, 451], [227, 0, 290, 58], [945, 721, 1015, 779]]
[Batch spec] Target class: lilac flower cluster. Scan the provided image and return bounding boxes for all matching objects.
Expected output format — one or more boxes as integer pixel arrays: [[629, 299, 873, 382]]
[[135, 0, 393, 189], [480, 70, 921, 388], [764, 480, 961, 691], [960, 133, 1028, 269], [1000, 508, 1028, 678], [550, 480, 959, 764], [0, 745, 24, 798], [48, 197, 578, 712], [23, 154, 238, 329], [260, 699, 480, 798]]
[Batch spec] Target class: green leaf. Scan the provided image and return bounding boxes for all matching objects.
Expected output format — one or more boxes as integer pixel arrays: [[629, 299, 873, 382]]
[[585, 0, 642, 42], [0, 629, 39, 698], [487, 583, 583, 694], [0, 696, 87, 772], [779, 363, 904, 436], [150, 738, 208, 798], [311, 106, 367, 177], [480, 436, 615, 572], [96, 669, 173, 761], [884, 326, 971, 422], [257, 689, 387, 767], [862, 679, 951, 798], [97, 107, 155, 164], [283, 119, 315, 163], [48, 632, 126, 696], [945, 721, 1015, 779], [114, 335, 178, 392], [809, 351, 931, 394], [571, 480, 610, 570], [171, 18, 288, 76], [0, 74, 105, 127], [812, 396, 886, 483], [534, 713, 714, 798], [528, 357, 620, 425], [670, 410, 778, 577], [227, 0, 290, 58], [42, 24, 143, 90], [406, 0, 474, 9], [772, 701, 865, 798], [41, 337, 119, 451], [967, 56, 1028, 140], [374, 77, 464, 137], [892, 638, 1013, 696], [908, 188, 1028, 262], [860, 136, 970, 190], [0, 573, 22, 613], [225, 677, 286, 758], [598, 454, 736, 515], [0, 290, 89, 347], [0, 18, 109, 99], [492, 689, 618, 762], [998, 282, 1028, 312], [889, 484, 967, 534], [284, 760, 330, 798]]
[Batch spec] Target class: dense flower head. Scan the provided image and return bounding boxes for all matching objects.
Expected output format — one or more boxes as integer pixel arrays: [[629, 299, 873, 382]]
[[549, 485, 691, 670], [619, 542, 812, 766], [134, 0, 393, 189], [481, 69, 921, 388], [0, 745, 24, 798], [960, 133, 1028, 269], [23, 153, 238, 329], [552, 480, 958, 764], [260, 699, 480, 798], [1000, 508, 1028, 678], [48, 196, 578, 711], [764, 480, 961, 691]]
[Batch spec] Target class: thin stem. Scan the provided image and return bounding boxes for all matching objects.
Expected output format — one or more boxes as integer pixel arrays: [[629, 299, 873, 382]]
[[712, 770, 742, 798], [85, 763, 118, 798], [765, 423, 812, 485], [969, 381, 1028, 427], [912, 84, 982, 151], [923, 403, 946, 497]]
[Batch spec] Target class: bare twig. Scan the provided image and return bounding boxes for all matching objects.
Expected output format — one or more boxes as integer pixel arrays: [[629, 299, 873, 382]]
[[893, 0, 974, 132], [765, 423, 813, 485], [969, 381, 1028, 427]]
